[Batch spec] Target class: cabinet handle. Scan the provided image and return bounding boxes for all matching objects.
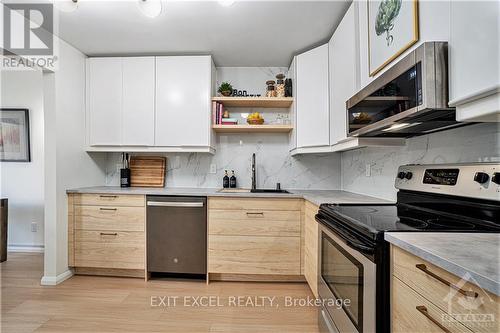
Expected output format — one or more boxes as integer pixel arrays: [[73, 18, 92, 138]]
[[99, 195, 117, 199], [99, 208, 117, 211], [246, 212, 264, 217], [100, 232, 118, 236], [415, 264, 478, 298], [416, 306, 451, 333]]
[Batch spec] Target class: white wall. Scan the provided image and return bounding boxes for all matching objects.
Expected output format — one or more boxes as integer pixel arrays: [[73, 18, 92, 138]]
[[0, 70, 45, 249], [42, 39, 107, 284]]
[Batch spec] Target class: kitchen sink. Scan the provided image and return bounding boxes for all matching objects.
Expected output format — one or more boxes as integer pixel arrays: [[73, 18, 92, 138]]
[[217, 188, 251, 193], [217, 188, 290, 194], [250, 189, 290, 194]]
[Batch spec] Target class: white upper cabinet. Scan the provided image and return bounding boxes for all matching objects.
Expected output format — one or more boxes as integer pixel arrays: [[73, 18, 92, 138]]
[[293, 44, 330, 152], [88, 58, 122, 146], [122, 57, 155, 146], [155, 56, 213, 147], [449, 1, 500, 122], [86, 56, 214, 152], [329, 3, 359, 146]]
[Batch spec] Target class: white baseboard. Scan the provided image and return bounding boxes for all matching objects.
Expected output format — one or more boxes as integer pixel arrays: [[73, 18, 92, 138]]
[[8, 244, 44, 253], [41, 269, 74, 286]]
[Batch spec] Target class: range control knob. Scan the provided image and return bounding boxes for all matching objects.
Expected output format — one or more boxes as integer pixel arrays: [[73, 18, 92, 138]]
[[397, 172, 406, 179], [404, 172, 413, 180], [474, 172, 489, 184], [492, 173, 500, 185]]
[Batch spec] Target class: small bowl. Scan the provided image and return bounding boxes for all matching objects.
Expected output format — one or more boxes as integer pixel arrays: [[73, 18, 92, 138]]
[[247, 118, 264, 125]]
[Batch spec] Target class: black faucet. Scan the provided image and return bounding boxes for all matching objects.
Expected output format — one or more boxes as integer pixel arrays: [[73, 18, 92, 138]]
[[251, 153, 256, 191]]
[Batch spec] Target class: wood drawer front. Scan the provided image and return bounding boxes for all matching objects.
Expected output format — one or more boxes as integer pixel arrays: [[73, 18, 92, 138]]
[[74, 194, 145, 207], [208, 209, 300, 237], [74, 230, 144, 270], [304, 206, 319, 298], [208, 197, 303, 211], [75, 206, 145, 232], [208, 235, 301, 275], [393, 277, 472, 333], [393, 246, 499, 333]]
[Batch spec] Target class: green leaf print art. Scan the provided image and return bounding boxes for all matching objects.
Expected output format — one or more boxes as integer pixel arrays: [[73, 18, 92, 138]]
[[375, 0, 402, 46]]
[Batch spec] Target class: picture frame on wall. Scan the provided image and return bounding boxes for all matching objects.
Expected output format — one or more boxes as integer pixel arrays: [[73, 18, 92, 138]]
[[0, 108, 31, 162], [368, 0, 419, 76]]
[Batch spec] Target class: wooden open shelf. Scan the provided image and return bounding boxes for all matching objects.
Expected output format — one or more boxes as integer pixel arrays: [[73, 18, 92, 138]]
[[212, 124, 293, 133], [212, 97, 293, 108]]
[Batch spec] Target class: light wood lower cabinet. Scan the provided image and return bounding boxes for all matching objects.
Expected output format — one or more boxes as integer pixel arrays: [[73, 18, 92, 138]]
[[393, 277, 472, 333], [208, 197, 302, 280], [392, 245, 499, 333], [68, 193, 146, 276], [74, 230, 144, 269], [304, 201, 319, 297], [208, 235, 300, 275]]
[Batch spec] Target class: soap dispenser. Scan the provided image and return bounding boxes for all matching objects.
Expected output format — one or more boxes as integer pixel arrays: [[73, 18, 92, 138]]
[[229, 170, 237, 188], [223, 170, 230, 188]]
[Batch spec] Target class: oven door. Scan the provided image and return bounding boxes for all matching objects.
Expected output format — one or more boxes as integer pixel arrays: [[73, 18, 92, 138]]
[[317, 224, 376, 333]]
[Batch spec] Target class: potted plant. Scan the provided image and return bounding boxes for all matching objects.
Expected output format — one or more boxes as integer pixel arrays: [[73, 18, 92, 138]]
[[218, 82, 233, 97]]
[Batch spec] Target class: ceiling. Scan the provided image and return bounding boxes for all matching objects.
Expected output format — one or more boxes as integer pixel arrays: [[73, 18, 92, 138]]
[[56, 0, 351, 67]]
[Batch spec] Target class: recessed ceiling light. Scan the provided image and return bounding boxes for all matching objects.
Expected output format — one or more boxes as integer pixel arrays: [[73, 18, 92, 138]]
[[54, 0, 78, 13], [138, 0, 162, 18], [219, 0, 235, 7]]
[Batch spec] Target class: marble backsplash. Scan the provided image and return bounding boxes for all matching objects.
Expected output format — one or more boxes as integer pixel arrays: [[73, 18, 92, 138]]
[[105, 67, 341, 189], [105, 133, 342, 190], [341, 123, 500, 201]]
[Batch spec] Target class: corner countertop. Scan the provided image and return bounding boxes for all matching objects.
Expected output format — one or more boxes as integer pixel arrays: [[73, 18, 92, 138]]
[[66, 186, 393, 206], [385, 232, 500, 296]]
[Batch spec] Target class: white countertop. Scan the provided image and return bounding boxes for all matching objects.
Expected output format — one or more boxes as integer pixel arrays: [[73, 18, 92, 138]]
[[385, 232, 500, 296], [66, 186, 393, 206]]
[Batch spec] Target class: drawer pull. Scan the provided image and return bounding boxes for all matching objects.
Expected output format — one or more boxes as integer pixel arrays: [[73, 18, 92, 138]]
[[99, 208, 117, 211], [416, 306, 451, 333], [99, 195, 118, 199], [100, 232, 118, 236], [416, 264, 479, 298], [246, 212, 264, 217]]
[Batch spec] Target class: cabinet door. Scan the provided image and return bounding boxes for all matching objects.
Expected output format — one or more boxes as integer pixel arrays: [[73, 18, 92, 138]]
[[304, 201, 319, 298], [296, 44, 330, 148], [155, 56, 211, 147], [329, 3, 359, 145], [88, 58, 122, 146], [450, 1, 500, 121], [122, 57, 155, 146]]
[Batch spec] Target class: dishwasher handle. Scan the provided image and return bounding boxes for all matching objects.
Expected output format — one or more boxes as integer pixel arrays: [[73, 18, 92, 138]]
[[147, 201, 204, 208]]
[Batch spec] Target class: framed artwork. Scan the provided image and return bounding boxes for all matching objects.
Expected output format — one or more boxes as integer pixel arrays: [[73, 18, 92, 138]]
[[368, 0, 419, 76], [0, 109, 31, 162]]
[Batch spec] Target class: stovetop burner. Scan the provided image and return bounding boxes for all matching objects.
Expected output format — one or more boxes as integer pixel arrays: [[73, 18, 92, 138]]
[[426, 218, 476, 230], [318, 199, 500, 240]]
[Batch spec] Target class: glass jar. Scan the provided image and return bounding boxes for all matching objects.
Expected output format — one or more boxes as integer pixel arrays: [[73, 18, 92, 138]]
[[276, 74, 285, 98], [266, 80, 276, 98]]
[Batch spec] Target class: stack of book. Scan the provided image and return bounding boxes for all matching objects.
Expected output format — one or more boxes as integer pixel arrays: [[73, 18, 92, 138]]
[[212, 102, 238, 125], [221, 118, 238, 125]]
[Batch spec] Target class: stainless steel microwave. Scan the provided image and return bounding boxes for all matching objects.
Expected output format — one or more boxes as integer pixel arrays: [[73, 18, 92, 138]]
[[346, 42, 468, 138]]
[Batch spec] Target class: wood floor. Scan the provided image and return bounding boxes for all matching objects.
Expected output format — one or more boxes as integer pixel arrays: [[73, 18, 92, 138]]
[[1, 253, 320, 333]]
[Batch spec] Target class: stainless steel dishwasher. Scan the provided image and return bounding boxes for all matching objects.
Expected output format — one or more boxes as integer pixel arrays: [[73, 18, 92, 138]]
[[146, 196, 207, 275]]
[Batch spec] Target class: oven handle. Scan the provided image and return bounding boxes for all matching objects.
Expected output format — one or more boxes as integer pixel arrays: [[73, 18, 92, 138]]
[[316, 215, 375, 255]]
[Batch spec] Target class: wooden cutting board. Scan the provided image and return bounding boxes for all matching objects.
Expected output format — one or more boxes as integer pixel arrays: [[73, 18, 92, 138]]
[[130, 156, 166, 187]]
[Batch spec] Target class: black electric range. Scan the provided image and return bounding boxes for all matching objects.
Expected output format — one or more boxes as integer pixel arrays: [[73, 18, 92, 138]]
[[316, 163, 500, 333]]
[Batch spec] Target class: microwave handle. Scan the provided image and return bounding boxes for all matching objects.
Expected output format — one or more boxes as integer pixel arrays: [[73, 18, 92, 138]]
[[316, 216, 375, 255]]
